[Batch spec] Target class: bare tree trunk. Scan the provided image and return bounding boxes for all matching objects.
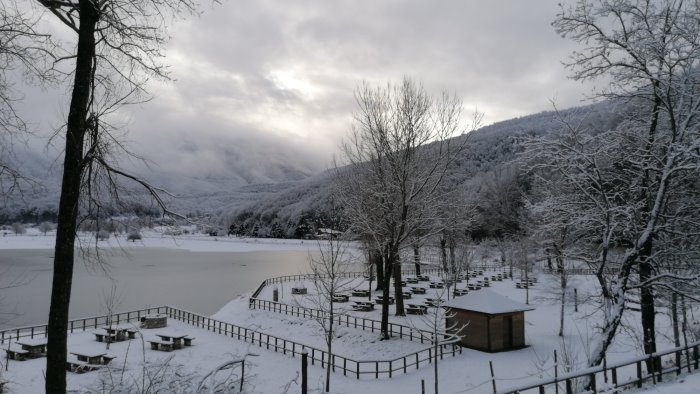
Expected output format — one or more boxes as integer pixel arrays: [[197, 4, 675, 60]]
[[46, 3, 97, 392], [440, 238, 447, 272], [393, 258, 405, 316], [371, 249, 384, 291], [639, 242, 659, 374], [380, 254, 392, 339], [325, 303, 333, 392], [413, 244, 421, 276], [671, 292, 680, 348]]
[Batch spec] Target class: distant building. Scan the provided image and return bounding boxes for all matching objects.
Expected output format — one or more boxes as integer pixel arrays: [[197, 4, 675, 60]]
[[444, 289, 534, 352], [316, 228, 342, 239]]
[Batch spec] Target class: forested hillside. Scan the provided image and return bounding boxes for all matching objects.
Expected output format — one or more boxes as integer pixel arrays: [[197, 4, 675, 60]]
[[221, 101, 624, 238]]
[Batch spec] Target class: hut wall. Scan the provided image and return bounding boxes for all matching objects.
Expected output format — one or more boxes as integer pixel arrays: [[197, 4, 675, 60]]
[[448, 310, 490, 351]]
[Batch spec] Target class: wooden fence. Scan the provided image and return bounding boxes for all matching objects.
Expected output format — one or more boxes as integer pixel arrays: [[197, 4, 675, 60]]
[[499, 340, 700, 393], [0, 306, 168, 344], [250, 298, 436, 344], [164, 305, 462, 379], [0, 305, 461, 380]]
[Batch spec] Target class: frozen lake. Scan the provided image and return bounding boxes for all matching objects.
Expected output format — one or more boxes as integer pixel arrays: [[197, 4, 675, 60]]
[[0, 246, 317, 329]]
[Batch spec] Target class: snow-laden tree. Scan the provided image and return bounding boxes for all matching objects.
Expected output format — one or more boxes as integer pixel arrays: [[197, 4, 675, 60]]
[[547, 0, 700, 379], [304, 227, 355, 393], [335, 78, 477, 339]]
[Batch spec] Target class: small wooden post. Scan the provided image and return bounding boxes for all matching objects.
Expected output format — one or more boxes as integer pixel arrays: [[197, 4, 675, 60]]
[[574, 288, 578, 313], [421, 379, 425, 394], [240, 360, 245, 392], [301, 350, 308, 394], [554, 349, 559, 394], [490, 361, 497, 394], [636, 361, 643, 388]]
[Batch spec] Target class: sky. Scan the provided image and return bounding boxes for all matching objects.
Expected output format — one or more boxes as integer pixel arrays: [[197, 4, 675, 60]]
[[15, 0, 592, 182]]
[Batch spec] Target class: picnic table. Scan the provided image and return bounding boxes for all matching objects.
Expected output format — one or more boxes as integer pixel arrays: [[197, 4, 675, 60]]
[[332, 294, 350, 303], [16, 338, 47, 358], [105, 324, 138, 339], [375, 296, 394, 304], [406, 304, 428, 315], [5, 346, 30, 361], [417, 275, 430, 281], [70, 350, 114, 365], [291, 287, 308, 295], [402, 291, 412, 299], [93, 329, 118, 343], [147, 331, 195, 352], [351, 289, 370, 297], [467, 284, 481, 291], [453, 289, 469, 296], [410, 287, 427, 294], [405, 277, 420, 284], [429, 282, 444, 289], [425, 298, 442, 307], [352, 301, 374, 312]]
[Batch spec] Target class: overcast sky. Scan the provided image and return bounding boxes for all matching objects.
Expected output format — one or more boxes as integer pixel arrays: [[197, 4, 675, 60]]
[[20, 0, 592, 180]]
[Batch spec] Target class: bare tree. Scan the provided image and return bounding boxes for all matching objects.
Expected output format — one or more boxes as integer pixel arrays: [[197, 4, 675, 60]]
[[409, 280, 465, 394], [336, 78, 478, 339], [27, 1, 202, 392], [100, 279, 123, 350], [304, 227, 355, 393]]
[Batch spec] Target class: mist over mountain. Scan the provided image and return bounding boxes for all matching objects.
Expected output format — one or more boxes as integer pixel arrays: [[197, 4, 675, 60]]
[[1, 100, 622, 229]]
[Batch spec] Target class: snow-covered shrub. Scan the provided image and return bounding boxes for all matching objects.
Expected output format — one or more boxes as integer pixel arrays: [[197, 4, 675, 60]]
[[96, 230, 110, 241], [127, 231, 142, 242]]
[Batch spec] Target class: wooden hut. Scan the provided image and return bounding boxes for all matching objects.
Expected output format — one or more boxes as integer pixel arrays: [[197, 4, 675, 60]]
[[444, 289, 534, 352]]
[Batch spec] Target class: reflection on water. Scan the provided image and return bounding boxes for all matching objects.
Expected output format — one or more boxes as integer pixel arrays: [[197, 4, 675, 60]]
[[0, 248, 317, 329]]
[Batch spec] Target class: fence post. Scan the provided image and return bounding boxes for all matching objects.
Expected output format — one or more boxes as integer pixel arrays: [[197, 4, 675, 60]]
[[301, 350, 308, 394], [636, 361, 643, 388]]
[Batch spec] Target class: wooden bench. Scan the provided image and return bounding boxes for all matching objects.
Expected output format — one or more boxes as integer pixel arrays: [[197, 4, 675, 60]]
[[332, 294, 350, 303], [406, 305, 427, 315], [94, 330, 118, 343], [183, 336, 195, 346], [410, 287, 427, 294], [148, 339, 174, 352], [5, 347, 29, 361], [453, 289, 469, 296], [425, 298, 440, 307], [101, 354, 117, 365], [66, 360, 97, 374], [352, 302, 374, 311], [351, 289, 370, 297]]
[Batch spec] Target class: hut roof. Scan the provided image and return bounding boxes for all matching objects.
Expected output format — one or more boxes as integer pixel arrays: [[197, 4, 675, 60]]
[[443, 289, 535, 314]]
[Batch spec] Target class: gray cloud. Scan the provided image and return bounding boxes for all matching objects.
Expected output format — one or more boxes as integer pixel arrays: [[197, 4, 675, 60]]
[[13, 0, 591, 191]]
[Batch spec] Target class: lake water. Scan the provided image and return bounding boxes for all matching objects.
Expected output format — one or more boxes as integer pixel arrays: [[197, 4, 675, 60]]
[[0, 248, 316, 329]]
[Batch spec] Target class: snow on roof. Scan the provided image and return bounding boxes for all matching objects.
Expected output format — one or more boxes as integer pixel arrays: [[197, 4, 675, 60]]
[[443, 289, 535, 314]]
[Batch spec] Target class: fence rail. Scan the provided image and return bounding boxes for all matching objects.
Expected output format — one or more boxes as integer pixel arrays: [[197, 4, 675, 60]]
[[500, 340, 700, 394], [1, 305, 461, 380], [250, 298, 436, 344], [164, 305, 461, 379], [0, 306, 168, 344]]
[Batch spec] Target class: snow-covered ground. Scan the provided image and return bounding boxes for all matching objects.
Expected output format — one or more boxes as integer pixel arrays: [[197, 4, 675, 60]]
[[1, 234, 698, 393]]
